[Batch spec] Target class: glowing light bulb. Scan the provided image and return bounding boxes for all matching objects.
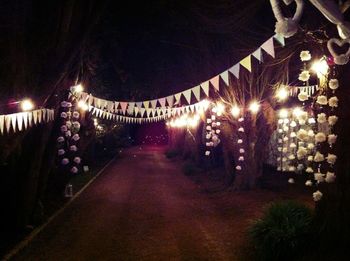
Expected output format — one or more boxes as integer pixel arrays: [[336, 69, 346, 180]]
[[311, 59, 329, 77], [21, 99, 34, 111], [292, 107, 303, 117], [279, 108, 288, 118], [93, 118, 98, 126], [78, 100, 89, 111], [215, 102, 225, 116], [276, 87, 289, 101], [231, 106, 240, 118], [249, 101, 260, 114]]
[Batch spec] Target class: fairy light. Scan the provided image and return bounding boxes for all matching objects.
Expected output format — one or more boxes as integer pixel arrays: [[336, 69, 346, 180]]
[[215, 102, 225, 116], [249, 101, 260, 114], [78, 100, 89, 111], [276, 87, 289, 101], [279, 108, 289, 118], [93, 118, 98, 126], [311, 58, 329, 77], [231, 106, 240, 118], [21, 99, 34, 111], [292, 107, 303, 117]]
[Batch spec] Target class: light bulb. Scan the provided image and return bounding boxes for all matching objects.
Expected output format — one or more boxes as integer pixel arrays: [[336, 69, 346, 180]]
[[249, 101, 260, 114], [21, 99, 34, 111], [276, 87, 289, 101], [231, 106, 240, 118]]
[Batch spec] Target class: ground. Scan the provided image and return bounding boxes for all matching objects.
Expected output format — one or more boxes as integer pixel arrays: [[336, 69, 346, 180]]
[[10, 146, 312, 261]]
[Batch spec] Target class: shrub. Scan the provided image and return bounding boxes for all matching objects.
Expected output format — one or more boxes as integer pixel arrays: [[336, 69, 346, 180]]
[[249, 201, 313, 261], [165, 149, 179, 159]]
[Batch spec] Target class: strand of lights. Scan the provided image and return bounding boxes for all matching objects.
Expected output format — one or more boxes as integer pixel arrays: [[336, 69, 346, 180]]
[[20, 99, 35, 111], [167, 113, 200, 129]]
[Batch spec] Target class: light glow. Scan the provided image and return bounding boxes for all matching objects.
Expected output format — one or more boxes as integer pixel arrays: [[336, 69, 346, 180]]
[[276, 87, 289, 101], [249, 101, 260, 114], [311, 59, 329, 77], [231, 106, 240, 118], [292, 107, 303, 117], [21, 99, 34, 111], [279, 108, 288, 118], [78, 100, 89, 111], [215, 102, 225, 116]]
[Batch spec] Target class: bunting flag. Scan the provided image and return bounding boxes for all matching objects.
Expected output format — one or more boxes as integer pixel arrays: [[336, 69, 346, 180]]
[[76, 33, 283, 116], [240, 55, 252, 72], [0, 109, 55, 135], [289, 84, 319, 97], [210, 75, 220, 91]]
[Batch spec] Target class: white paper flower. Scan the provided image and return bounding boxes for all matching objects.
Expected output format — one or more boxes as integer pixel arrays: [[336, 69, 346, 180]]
[[278, 119, 284, 124], [328, 96, 338, 108], [61, 158, 69, 165], [282, 148, 288, 153], [72, 121, 80, 129], [72, 134, 80, 141], [282, 157, 287, 162], [283, 119, 289, 124], [298, 70, 310, 82], [205, 151, 210, 156], [307, 155, 314, 161], [327, 153, 337, 164], [314, 151, 325, 162], [316, 95, 328, 105], [277, 157, 281, 161], [237, 139, 243, 144], [206, 134, 211, 139], [61, 125, 68, 132], [300, 50, 311, 61], [288, 154, 295, 160], [65, 130, 72, 137], [314, 172, 325, 183], [66, 121, 72, 129], [308, 118, 316, 124], [212, 135, 218, 142], [66, 102, 72, 108], [211, 115, 216, 120], [236, 165, 242, 171], [216, 129, 221, 134], [278, 129, 283, 133], [306, 167, 314, 173], [239, 148, 245, 154], [297, 147, 308, 159], [297, 111, 308, 122], [74, 157, 81, 164], [305, 180, 313, 186], [315, 132, 326, 143], [238, 117, 244, 122], [317, 113, 327, 124], [61, 101, 68, 107], [70, 145, 78, 152], [290, 143, 297, 148], [57, 136, 65, 143], [278, 147, 282, 152], [58, 149, 65, 156], [60, 112, 68, 119], [313, 190, 323, 201], [328, 134, 337, 145], [298, 92, 308, 102], [307, 143, 315, 150], [211, 122, 217, 128], [290, 132, 296, 138], [206, 126, 212, 131], [283, 137, 288, 142], [238, 127, 244, 132], [207, 119, 212, 124], [66, 111, 72, 117], [73, 111, 80, 119], [329, 79, 339, 90], [71, 166, 78, 173], [325, 172, 336, 183], [238, 156, 244, 161], [288, 177, 295, 183], [297, 129, 308, 141], [283, 126, 289, 132], [278, 139, 283, 143], [328, 115, 338, 126], [216, 122, 221, 126], [297, 164, 304, 171], [308, 130, 315, 137]]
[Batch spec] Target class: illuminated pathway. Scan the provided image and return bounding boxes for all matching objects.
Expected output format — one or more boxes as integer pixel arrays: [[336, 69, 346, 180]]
[[11, 146, 277, 260]]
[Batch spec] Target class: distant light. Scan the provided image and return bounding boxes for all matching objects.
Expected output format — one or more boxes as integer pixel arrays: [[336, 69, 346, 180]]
[[249, 101, 260, 114], [78, 100, 88, 111], [93, 118, 98, 126], [200, 99, 210, 111], [71, 83, 84, 93], [21, 99, 34, 111], [215, 102, 225, 116], [292, 107, 303, 117], [279, 108, 288, 118], [311, 58, 329, 77], [276, 87, 289, 101], [231, 106, 240, 118]]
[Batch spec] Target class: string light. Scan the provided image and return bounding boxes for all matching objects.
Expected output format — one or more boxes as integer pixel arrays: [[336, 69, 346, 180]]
[[279, 108, 289, 118], [215, 102, 225, 116], [70, 84, 84, 93], [78, 100, 89, 111], [231, 106, 240, 118], [20, 99, 34, 111], [311, 58, 329, 78], [249, 101, 260, 114], [276, 87, 289, 101]]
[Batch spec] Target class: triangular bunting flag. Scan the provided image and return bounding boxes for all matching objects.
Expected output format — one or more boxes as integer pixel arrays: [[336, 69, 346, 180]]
[[88, 95, 94, 106], [143, 101, 150, 109], [182, 89, 192, 104], [120, 102, 128, 115], [192, 86, 201, 102], [201, 81, 210, 97], [17, 113, 23, 131], [252, 48, 263, 62], [273, 33, 285, 46], [220, 71, 230, 87], [240, 55, 252, 72], [0, 115, 4, 134], [210, 75, 220, 91], [11, 114, 17, 132], [136, 102, 143, 108], [28, 111, 33, 126], [158, 98, 166, 108], [5, 115, 12, 133], [174, 93, 182, 104], [261, 37, 275, 58], [229, 63, 240, 79], [23, 112, 28, 129], [150, 100, 158, 109], [166, 95, 174, 107]]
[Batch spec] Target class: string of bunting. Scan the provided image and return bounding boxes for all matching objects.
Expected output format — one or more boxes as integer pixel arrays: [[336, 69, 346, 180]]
[[0, 108, 55, 135], [75, 34, 285, 117]]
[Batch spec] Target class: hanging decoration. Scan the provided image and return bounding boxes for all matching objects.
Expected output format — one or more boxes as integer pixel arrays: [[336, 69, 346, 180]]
[[0, 108, 55, 135]]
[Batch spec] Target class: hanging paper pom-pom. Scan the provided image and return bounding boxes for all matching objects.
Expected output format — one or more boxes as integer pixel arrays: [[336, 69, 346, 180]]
[[58, 149, 65, 156], [328, 96, 339, 108], [316, 95, 328, 105], [317, 113, 327, 124], [315, 132, 326, 143], [62, 158, 69, 165], [328, 134, 337, 145], [57, 136, 65, 143], [71, 166, 78, 174], [73, 111, 80, 119], [329, 79, 339, 90], [74, 157, 81, 164], [205, 151, 210, 156], [298, 70, 310, 82], [61, 101, 68, 107], [313, 190, 323, 201], [238, 156, 244, 161], [314, 173, 325, 183], [70, 145, 78, 152], [237, 139, 243, 144], [72, 121, 81, 130], [328, 115, 338, 126], [239, 148, 245, 154], [314, 152, 325, 162], [288, 178, 295, 184], [300, 50, 311, 61], [236, 165, 242, 171], [61, 125, 68, 132], [66, 121, 72, 129], [298, 92, 308, 102], [326, 154, 337, 165], [72, 134, 80, 141], [60, 112, 68, 119], [65, 130, 72, 137], [306, 167, 314, 173], [305, 180, 313, 186], [325, 172, 336, 183]]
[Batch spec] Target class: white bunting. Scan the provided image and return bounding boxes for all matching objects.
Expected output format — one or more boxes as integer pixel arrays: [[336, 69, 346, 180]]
[[182, 89, 192, 104], [0, 115, 4, 134], [16, 113, 23, 131], [201, 81, 210, 97], [166, 95, 174, 107]]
